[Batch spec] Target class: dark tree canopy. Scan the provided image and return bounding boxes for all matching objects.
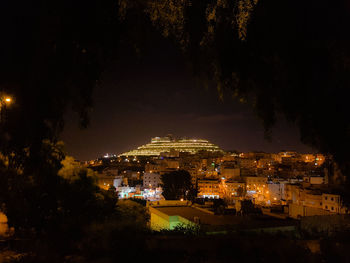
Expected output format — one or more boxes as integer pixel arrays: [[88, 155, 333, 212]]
[[1, 0, 349, 177], [0, 1, 349, 259], [120, 0, 350, 176], [0, 0, 122, 169], [0, 0, 124, 238], [0, 0, 349, 188], [161, 170, 193, 200]]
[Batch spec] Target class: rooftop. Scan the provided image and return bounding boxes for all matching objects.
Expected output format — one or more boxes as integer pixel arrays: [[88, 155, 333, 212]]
[[154, 206, 296, 230]]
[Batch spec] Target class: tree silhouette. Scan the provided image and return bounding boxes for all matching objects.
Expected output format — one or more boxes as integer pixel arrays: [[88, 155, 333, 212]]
[[0, 2, 349, 260], [1, 0, 349, 177], [119, 0, 350, 177], [1, 0, 350, 240], [161, 170, 193, 200]]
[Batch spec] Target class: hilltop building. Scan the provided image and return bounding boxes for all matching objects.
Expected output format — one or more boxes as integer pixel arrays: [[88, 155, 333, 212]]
[[119, 135, 223, 156]]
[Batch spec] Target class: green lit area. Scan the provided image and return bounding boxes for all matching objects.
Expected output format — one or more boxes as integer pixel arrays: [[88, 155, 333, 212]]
[[119, 136, 223, 156]]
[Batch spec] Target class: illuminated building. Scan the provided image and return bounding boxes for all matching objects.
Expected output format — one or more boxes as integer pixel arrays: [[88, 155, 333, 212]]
[[244, 177, 268, 203], [322, 194, 342, 213], [95, 168, 120, 190], [148, 202, 197, 231], [119, 136, 223, 156], [220, 166, 240, 179], [287, 187, 349, 218], [142, 187, 163, 201], [197, 179, 220, 199], [145, 159, 180, 174], [0, 212, 9, 237], [97, 176, 122, 191], [143, 172, 162, 188], [117, 186, 136, 199]]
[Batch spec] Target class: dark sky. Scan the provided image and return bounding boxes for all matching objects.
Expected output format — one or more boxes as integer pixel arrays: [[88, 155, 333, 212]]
[[61, 37, 315, 161]]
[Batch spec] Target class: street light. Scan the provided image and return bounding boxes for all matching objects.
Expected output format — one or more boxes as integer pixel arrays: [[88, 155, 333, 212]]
[[0, 95, 13, 122], [0, 95, 12, 105]]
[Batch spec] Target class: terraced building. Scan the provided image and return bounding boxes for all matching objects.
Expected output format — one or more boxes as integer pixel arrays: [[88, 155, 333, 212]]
[[119, 136, 223, 156]]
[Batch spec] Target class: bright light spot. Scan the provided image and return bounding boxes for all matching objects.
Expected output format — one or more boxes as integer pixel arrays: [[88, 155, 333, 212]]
[[5, 97, 11, 103], [180, 198, 184, 201]]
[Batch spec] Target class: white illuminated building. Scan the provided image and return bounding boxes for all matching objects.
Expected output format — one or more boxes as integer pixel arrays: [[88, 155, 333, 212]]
[[119, 136, 223, 156], [116, 186, 163, 201], [143, 187, 163, 201]]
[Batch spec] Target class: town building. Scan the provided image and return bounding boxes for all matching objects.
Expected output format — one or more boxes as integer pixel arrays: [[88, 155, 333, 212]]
[[96, 173, 122, 190], [322, 193, 342, 213], [197, 179, 220, 199], [143, 172, 162, 188]]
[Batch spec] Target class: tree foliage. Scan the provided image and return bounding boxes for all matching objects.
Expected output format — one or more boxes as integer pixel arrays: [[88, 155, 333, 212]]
[[119, 0, 350, 177], [0, 0, 121, 169], [115, 199, 150, 229], [0, 1, 122, 237], [0, 1, 349, 259], [58, 155, 96, 182], [161, 170, 194, 200], [0, 141, 118, 239], [0, 0, 349, 239], [1, 0, 349, 177]]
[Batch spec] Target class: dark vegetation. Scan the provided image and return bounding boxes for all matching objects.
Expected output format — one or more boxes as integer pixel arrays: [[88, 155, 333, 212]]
[[161, 170, 196, 200], [0, 0, 350, 262], [1, 0, 349, 177], [119, 0, 350, 177]]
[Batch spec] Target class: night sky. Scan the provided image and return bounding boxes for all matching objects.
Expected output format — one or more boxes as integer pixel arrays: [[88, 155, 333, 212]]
[[61, 37, 314, 161]]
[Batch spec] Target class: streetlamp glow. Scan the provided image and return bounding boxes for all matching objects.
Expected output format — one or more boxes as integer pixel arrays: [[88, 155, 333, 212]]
[[0, 95, 13, 122], [0, 95, 13, 105]]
